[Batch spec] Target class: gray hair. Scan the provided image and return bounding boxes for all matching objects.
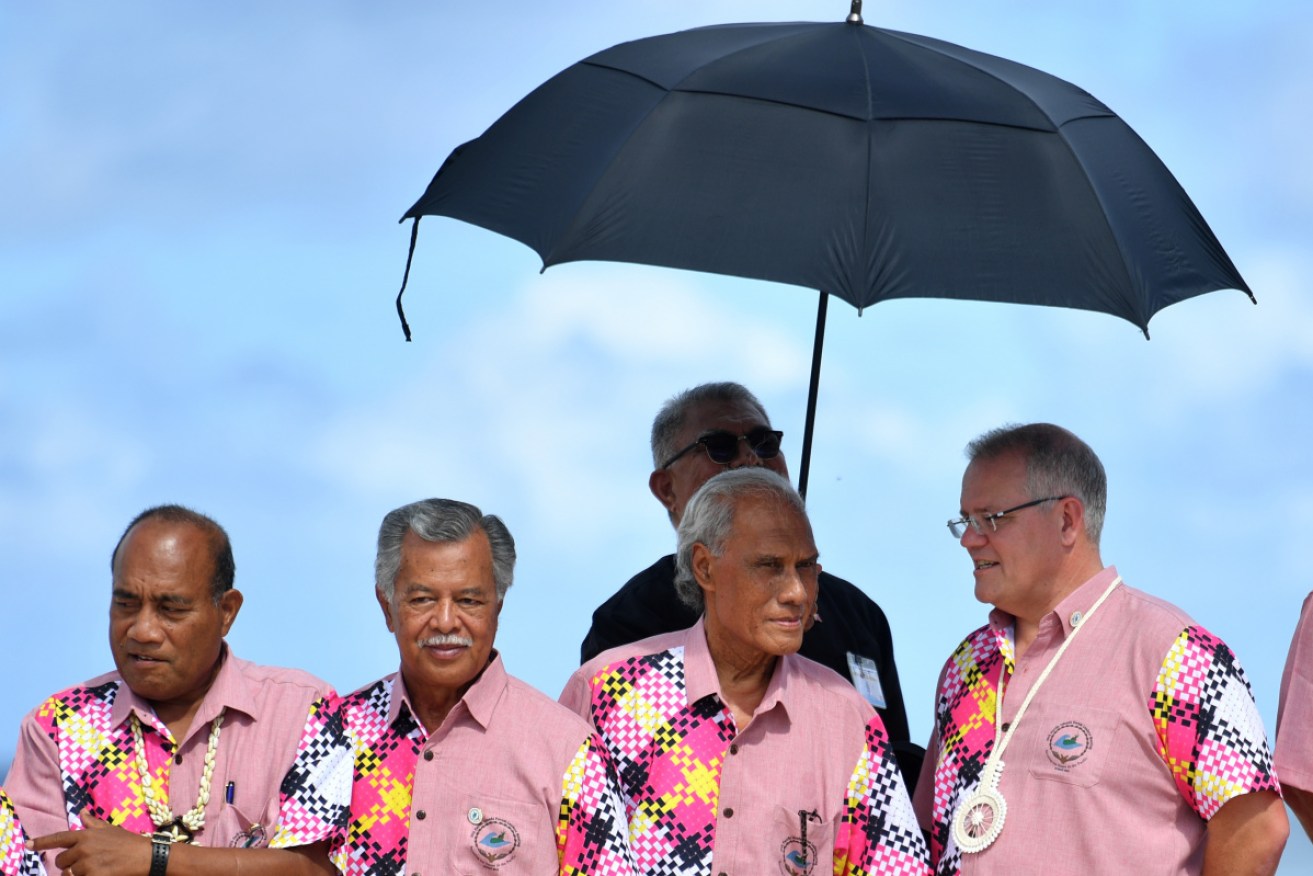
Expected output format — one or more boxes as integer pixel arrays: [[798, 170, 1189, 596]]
[[111, 504, 235, 603], [673, 468, 808, 612], [375, 499, 516, 603], [650, 382, 771, 469], [966, 423, 1107, 545]]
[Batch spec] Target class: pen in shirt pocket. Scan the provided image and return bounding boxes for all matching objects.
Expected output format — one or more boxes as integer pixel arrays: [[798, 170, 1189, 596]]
[[226, 782, 235, 805]]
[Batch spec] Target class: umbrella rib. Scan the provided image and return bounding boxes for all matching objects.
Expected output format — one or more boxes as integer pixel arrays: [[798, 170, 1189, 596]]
[[877, 30, 1147, 326]]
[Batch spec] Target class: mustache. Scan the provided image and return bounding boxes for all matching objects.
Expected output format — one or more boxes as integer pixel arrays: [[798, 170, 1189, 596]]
[[419, 634, 473, 648]]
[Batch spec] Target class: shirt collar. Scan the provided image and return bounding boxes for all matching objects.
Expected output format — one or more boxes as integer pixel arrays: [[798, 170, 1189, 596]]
[[681, 618, 794, 725], [109, 643, 256, 744], [388, 651, 507, 737], [987, 565, 1122, 651]]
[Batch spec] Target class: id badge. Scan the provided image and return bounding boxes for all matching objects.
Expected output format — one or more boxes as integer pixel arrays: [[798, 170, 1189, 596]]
[[846, 652, 886, 709]]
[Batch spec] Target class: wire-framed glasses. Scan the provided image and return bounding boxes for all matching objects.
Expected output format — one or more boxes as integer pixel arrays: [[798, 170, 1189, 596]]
[[947, 496, 1069, 538]]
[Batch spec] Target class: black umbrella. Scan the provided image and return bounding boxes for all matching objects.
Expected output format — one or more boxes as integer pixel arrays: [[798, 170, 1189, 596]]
[[396, 2, 1252, 496]]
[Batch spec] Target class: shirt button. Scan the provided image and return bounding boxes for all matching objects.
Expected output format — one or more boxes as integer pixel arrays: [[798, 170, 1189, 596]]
[[423, 750, 434, 761], [729, 744, 738, 755], [174, 754, 183, 765], [723, 807, 734, 818], [415, 810, 426, 820], [1001, 722, 1011, 732]]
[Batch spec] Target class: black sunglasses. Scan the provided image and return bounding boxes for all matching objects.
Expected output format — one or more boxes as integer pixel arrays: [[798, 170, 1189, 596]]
[[660, 427, 784, 469]]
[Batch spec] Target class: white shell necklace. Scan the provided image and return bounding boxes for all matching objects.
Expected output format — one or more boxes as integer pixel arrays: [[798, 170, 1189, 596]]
[[130, 708, 225, 844], [952, 576, 1121, 854]]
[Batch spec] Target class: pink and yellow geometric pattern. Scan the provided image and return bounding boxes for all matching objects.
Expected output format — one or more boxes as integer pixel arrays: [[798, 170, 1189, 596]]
[[0, 790, 44, 876], [926, 622, 1277, 875], [585, 647, 928, 876], [32, 681, 176, 835], [274, 675, 636, 875], [1150, 626, 1280, 819]]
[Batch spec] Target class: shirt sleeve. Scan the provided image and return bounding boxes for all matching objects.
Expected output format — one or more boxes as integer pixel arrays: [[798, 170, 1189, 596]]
[[833, 715, 932, 876], [555, 734, 636, 876], [1276, 593, 1313, 791], [1149, 625, 1280, 820], [0, 790, 46, 876], [268, 696, 353, 850], [557, 670, 595, 726]]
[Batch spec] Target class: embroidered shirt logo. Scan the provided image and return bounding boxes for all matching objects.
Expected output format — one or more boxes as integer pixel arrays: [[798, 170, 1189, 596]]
[[779, 808, 821, 875], [229, 823, 267, 848], [778, 837, 818, 876], [1046, 721, 1093, 769], [472, 817, 520, 868]]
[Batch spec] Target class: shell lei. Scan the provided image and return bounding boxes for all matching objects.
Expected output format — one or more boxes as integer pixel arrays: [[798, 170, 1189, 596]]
[[130, 709, 225, 844]]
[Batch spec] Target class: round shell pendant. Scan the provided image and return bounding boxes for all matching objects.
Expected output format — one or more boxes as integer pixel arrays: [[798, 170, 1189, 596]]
[[952, 785, 1007, 853]]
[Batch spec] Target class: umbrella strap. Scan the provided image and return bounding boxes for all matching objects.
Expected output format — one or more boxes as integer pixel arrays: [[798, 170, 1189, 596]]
[[395, 217, 420, 341]]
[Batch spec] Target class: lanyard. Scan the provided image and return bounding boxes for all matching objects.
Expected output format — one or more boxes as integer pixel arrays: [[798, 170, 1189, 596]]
[[952, 575, 1123, 854]]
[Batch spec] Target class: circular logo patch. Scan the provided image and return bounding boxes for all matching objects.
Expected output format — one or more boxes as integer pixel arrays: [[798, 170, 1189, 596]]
[[1047, 721, 1093, 769], [471, 817, 520, 868], [778, 836, 818, 876]]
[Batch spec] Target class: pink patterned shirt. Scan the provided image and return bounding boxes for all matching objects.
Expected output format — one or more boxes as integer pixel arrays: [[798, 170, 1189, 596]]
[[913, 566, 1280, 875], [272, 654, 636, 875], [5, 649, 332, 874], [560, 619, 930, 876], [0, 791, 43, 876], [1276, 591, 1313, 793]]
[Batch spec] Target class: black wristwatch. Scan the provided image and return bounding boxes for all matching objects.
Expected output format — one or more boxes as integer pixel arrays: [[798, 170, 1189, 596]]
[[149, 833, 172, 876]]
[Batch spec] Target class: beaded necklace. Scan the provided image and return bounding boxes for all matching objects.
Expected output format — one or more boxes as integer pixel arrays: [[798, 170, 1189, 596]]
[[130, 708, 225, 844]]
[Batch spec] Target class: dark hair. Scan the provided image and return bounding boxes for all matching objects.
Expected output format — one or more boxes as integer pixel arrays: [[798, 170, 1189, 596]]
[[110, 504, 235, 602], [650, 381, 770, 469], [375, 498, 516, 602], [966, 423, 1107, 545]]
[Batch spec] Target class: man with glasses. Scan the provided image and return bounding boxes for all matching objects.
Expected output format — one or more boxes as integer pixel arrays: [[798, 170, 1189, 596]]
[[916, 423, 1287, 875], [579, 381, 921, 786]]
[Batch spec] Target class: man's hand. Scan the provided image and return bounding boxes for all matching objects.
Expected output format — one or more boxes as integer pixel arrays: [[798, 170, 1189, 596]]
[[33, 813, 151, 876]]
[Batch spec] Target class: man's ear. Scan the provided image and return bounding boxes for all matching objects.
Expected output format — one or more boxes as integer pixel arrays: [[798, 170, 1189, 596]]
[[218, 589, 243, 636], [649, 469, 678, 517], [376, 588, 396, 633], [1058, 496, 1085, 546], [691, 542, 716, 598]]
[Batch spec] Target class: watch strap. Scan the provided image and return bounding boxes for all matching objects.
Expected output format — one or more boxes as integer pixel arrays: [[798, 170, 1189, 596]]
[[149, 834, 171, 876]]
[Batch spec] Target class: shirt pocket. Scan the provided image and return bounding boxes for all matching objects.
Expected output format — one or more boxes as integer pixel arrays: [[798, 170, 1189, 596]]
[[771, 804, 836, 876], [458, 794, 555, 874], [1020, 703, 1123, 789], [223, 798, 276, 848]]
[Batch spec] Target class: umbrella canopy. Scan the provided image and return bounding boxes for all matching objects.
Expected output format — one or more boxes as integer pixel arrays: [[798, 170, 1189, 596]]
[[397, 11, 1253, 491]]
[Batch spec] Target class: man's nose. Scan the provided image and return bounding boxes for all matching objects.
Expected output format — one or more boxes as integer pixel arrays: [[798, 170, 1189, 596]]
[[432, 600, 459, 631], [728, 436, 764, 469], [126, 610, 165, 643], [960, 522, 987, 548]]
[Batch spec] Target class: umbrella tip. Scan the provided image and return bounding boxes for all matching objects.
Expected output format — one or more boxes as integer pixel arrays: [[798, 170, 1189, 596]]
[[846, 0, 863, 23]]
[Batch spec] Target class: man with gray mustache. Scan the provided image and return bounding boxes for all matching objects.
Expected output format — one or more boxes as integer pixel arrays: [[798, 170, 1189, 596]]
[[269, 498, 636, 875]]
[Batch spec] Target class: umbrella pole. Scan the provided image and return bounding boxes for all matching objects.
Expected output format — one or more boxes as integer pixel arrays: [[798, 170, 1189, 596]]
[[798, 291, 828, 501]]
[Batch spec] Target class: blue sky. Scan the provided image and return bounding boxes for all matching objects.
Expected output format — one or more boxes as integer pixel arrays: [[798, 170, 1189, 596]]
[[3, 1, 1311, 866]]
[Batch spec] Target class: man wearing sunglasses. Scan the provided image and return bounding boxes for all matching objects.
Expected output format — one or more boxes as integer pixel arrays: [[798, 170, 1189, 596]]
[[578, 381, 921, 787], [915, 423, 1287, 875]]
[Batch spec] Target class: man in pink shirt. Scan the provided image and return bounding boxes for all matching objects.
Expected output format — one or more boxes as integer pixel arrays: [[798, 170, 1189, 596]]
[[1276, 592, 1313, 840], [270, 498, 636, 875], [917, 424, 1287, 874], [562, 468, 930, 876], [7, 505, 337, 876]]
